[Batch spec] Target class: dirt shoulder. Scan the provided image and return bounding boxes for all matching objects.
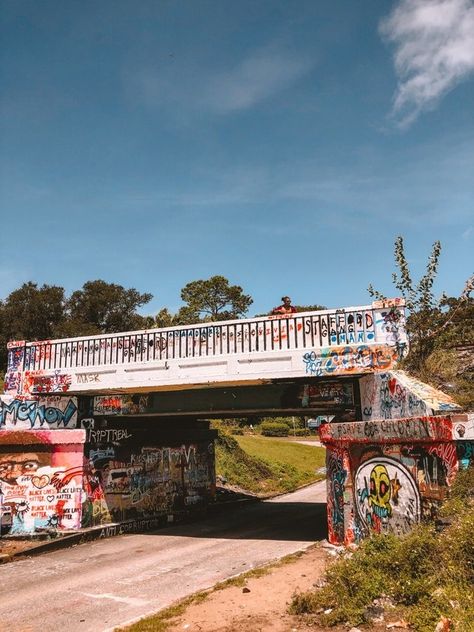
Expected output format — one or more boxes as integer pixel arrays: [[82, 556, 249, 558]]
[[163, 545, 330, 632]]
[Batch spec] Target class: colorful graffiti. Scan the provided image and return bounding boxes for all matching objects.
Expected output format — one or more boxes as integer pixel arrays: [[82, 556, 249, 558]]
[[355, 456, 420, 536], [300, 382, 354, 407], [93, 394, 150, 416], [326, 447, 348, 543], [320, 413, 473, 545], [303, 344, 398, 377], [10, 304, 392, 376], [322, 417, 453, 443], [0, 396, 78, 430], [0, 450, 83, 534], [22, 370, 72, 395], [360, 371, 460, 421], [374, 307, 406, 348], [81, 431, 215, 527]]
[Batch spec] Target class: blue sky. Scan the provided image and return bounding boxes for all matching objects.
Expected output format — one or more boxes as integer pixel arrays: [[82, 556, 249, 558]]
[[1, 0, 473, 318]]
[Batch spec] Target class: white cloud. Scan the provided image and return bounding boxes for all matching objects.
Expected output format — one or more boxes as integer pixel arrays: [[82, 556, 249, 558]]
[[126, 47, 313, 115], [380, 0, 474, 127], [201, 49, 313, 114], [462, 226, 473, 239]]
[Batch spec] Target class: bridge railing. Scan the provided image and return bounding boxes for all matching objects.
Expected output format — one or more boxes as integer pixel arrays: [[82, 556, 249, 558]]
[[9, 300, 406, 373]]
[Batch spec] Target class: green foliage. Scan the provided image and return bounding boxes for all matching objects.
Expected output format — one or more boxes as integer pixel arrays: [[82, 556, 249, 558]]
[[293, 428, 310, 436], [294, 304, 327, 312], [215, 430, 275, 493], [290, 467, 474, 631], [64, 280, 152, 335], [368, 237, 474, 399], [0, 282, 66, 369], [260, 422, 289, 437], [180, 275, 253, 322]]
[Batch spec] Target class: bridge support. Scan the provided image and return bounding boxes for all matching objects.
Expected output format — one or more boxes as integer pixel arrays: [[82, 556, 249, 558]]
[[0, 394, 216, 536], [320, 413, 473, 545]]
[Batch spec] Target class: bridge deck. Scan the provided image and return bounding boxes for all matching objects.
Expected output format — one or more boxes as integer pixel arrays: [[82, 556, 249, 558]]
[[5, 299, 407, 397]]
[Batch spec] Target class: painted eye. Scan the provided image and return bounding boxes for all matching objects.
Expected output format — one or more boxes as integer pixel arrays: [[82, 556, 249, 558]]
[[370, 479, 375, 493], [380, 482, 388, 495], [22, 461, 39, 471]]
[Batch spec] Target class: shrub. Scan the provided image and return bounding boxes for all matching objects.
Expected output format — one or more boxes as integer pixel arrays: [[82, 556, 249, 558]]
[[260, 422, 289, 437], [293, 428, 310, 437]]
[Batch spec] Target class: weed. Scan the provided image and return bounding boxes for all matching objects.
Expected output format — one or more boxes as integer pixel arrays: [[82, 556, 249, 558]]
[[290, 467, 474, 631]]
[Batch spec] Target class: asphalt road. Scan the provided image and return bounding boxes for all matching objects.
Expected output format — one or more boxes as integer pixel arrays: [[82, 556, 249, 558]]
[[0, 481, 327, 632]]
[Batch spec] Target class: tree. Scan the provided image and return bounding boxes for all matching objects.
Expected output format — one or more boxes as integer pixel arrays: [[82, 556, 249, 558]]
[[368, 236, 473, 368], [0, 282, 66, 372], [294, 304, 326, 313], [64, 280, 152, 335], [180, 275, 253, 322], [1, 282, 65, 341]]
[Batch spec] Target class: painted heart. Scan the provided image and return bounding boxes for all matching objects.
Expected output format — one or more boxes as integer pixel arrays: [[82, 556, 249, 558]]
[[46, 495, 55, 502], [31, 475, 50, 489], [388, 378, 397, 395]]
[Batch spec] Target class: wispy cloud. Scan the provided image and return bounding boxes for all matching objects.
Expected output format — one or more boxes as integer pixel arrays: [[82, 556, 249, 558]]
[[380, 0, 474, 127], [462, 226, 473, 239], [201, 49, 313, 114], [126, 46, 313, 115]]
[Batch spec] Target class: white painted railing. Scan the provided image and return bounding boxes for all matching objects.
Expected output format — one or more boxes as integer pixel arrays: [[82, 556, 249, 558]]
[[7, 300, 406, 375]]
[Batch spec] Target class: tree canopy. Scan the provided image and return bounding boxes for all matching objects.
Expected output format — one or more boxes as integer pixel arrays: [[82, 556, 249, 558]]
[[65, 280, 152, 335], [180, 275, 253, 321], [0, 282, 66, 370]]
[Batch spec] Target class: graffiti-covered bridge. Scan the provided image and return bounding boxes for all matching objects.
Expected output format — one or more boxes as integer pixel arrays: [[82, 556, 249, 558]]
[[1, 299, 470, 545]]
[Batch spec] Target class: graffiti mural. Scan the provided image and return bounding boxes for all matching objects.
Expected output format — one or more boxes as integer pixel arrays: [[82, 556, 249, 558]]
[[0, 396, 78, 430], [355, 456, 420, 536], [360, 371, 460, 421], [82, 429, 215, 527], [22, 370, 72, 396], [326, 447, 348, 543], [299, 382, 354, 407], [320, 413, 474, 545], [322, 417, 453, 443], [0, 430, 84, 535], [302, 344, 398, 377], [93, 394, 150, 416]]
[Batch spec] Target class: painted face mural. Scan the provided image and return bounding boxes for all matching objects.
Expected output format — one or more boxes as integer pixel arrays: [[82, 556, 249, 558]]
[[356, 457, 420, 536], [368, 464, 392, 519], [0, 450, 83, 534], [0, 452, 47, 484]]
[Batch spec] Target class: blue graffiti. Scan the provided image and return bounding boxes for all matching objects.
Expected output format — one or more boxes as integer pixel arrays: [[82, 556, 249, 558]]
[[0, 398, 77, 429]]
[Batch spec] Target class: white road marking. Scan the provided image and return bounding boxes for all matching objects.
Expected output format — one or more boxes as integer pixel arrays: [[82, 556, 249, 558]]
[[81, 592, 149, 606]]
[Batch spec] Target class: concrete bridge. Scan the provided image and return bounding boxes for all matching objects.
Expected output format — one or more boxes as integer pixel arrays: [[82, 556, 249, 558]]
[[1, 297, 469, 544], [5, 299, 408, 398]]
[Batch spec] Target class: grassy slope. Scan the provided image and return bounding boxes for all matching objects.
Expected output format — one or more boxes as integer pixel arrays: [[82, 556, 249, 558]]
[[215, 432, 326, 495], [291, 467, 474, 631]]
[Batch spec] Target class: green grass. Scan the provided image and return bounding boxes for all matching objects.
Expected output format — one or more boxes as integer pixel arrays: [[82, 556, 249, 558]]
[[290, 466, 474, 631], [215, 432, 326, 495]]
